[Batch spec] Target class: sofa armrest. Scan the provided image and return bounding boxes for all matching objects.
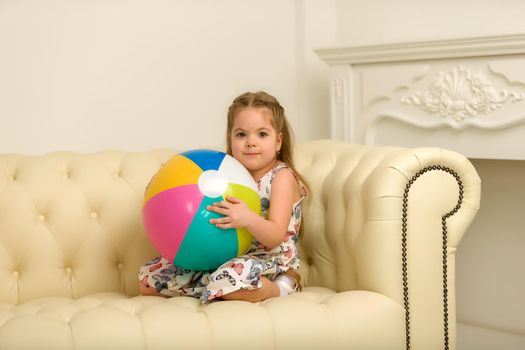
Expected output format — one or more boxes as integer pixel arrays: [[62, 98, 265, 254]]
[[356, 146, 481, 349], [296, 140, 480, 350]]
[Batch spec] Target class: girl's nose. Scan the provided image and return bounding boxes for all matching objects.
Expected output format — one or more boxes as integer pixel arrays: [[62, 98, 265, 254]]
[[246, 136, 256, 147]]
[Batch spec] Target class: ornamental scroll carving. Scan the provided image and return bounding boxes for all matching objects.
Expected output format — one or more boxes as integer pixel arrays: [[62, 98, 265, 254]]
[[401, 65, 525, 122]]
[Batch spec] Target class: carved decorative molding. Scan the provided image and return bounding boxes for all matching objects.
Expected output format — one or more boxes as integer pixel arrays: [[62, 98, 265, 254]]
[[400, 66, 525, 122], [316, 33, 525, 159]]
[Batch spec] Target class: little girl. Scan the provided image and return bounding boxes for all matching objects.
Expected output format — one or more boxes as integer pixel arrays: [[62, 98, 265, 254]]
[[138, 91, 309, 303]]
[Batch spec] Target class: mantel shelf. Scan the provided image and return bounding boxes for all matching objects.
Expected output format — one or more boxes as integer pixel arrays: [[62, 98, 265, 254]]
[[316, 34, 525, 160]]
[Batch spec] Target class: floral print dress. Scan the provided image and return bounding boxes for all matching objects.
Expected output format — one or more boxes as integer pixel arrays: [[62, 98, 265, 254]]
[[138, 162, 306, 303]]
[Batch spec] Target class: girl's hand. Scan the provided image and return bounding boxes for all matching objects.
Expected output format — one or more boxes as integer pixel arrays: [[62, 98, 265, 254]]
[[207, 196, 256, 229]]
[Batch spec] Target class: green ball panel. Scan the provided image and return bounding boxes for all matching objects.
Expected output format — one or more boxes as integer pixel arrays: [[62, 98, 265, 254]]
[[174, 196, 238, 271]]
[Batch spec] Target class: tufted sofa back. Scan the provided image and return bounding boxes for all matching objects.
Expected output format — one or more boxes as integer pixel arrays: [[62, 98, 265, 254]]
[[295, 141, 403, 292], [0, 150, 173, 303], [0, 140, 397, 304]]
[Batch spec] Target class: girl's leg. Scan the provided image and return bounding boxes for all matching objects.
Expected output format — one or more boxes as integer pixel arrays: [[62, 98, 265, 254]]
[[220, 276, 279, 302], [138, 256, 206, 298], [203, 258, 301, 303]]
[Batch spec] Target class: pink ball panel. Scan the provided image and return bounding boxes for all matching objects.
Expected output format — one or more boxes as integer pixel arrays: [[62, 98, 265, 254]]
[[143, 185, 203, 262]]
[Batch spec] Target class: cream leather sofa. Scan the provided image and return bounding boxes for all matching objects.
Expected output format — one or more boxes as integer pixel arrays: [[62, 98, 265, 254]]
[[0, 139, 480, 350]]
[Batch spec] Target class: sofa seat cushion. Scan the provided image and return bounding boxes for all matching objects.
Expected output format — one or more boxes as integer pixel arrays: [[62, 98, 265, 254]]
[[0, 287, 405, 350]]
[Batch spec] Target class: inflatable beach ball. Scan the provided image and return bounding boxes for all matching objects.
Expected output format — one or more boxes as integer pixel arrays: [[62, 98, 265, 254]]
[[143, 149, 261, 271]]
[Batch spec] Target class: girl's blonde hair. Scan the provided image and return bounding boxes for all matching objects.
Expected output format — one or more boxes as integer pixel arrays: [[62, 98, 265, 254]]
[[226, 91, 310, 196]]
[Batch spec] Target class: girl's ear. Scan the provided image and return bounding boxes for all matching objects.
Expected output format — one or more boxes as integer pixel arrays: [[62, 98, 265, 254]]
[[276, 132, 283, 152]]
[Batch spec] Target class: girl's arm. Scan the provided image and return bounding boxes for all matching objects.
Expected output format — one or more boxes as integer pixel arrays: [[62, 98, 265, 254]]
[[208, 168, 299, 249]]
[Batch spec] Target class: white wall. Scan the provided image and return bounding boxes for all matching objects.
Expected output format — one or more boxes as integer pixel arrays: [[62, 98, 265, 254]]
[[457, 159, 525, 349], [0, 0, 334, 154], [335, 0, 525, 46], [333, 1, 525, 349]]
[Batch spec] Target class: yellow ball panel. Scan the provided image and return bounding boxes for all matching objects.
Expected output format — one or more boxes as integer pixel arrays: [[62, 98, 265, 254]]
[[144, 155, 203, 202], [236, 227, 253, 256], [224, 183, 261, 214]]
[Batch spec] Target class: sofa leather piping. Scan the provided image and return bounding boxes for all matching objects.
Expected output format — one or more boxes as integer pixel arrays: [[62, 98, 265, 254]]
[[401, 165, 464, 350]]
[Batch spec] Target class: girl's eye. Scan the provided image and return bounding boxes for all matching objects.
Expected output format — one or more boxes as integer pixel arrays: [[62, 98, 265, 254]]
[[235, 132, 246, 138], [259, 131, 268, 137]]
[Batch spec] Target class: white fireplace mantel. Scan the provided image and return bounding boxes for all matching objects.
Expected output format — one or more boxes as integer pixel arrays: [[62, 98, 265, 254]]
[[316, 34, 525, 160]]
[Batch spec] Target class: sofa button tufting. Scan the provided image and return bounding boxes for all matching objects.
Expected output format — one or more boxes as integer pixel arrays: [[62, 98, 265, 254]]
[[65, 267, 72, 274], [12, 271, 19, 278], [91, 212, 98, 219], [38, 215, 45, 222], [118, 263, 124, 269]]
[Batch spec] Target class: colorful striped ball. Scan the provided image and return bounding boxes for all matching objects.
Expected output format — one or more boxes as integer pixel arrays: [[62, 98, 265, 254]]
[[143, 149, 261, 271]]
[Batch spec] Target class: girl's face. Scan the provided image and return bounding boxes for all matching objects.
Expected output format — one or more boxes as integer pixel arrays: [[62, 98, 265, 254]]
[[230, 107, 282, 181]]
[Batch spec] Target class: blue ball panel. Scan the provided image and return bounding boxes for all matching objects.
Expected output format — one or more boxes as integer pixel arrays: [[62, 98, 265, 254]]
[[180, 149, 226, 172]]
